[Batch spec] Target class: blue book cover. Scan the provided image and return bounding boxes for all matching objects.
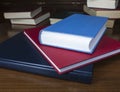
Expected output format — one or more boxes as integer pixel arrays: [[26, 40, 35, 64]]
[[40, 14, 108, 53], [0, 33, 93, 84]]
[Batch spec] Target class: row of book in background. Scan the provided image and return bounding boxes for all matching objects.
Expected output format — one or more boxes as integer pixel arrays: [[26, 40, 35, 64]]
[[0, 0, 120, 84]]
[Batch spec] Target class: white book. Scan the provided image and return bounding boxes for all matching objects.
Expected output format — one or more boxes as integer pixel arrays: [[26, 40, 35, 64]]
[[49, 18, 62, 24], [4, 5, 42, 19], [87, 0, 119, 9], [10, 12, 50, 25]]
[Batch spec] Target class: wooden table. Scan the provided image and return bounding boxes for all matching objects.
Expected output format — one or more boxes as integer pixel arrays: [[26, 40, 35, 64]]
[[0, 21, 120, 92], [0, 34, 120, 92]]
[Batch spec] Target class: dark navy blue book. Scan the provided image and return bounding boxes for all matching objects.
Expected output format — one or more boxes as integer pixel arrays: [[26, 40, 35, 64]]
[[0, 33, 93, 84]]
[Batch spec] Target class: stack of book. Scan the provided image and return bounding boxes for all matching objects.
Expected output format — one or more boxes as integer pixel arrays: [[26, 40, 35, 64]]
[[83, 0, 120, 34], [3, 5, 50, 37], [0, 14, 120, 84], [36, 14, 120, 73], [24, 14, 120, 80]]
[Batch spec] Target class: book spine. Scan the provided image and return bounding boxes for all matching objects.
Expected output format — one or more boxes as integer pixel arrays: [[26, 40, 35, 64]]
[[0, 59, 92, 84]]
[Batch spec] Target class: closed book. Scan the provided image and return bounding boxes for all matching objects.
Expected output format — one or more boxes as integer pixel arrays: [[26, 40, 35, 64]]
[[83, 5, 120, 19], [4, 5, 42, 19], [87, 0, 119, 9], [10, 12, 50, 25], [24, 26, 120, 74], [39, 14, 108, 53], [0, 33, 93, 84], [50, 18, 62, 24], [11, 18, 50, 30]]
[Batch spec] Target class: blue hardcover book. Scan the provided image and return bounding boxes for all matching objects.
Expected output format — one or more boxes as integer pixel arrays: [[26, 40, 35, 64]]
[[0, 33, 93, 84], [39, 14, 108, 54]]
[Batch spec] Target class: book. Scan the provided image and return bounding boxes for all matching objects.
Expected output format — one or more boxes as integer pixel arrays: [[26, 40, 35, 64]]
[[50, 18, 62, 24], [3, 5, 42, 19], [87, 0, 119, 9], [0, 32, 93, 84], [83, 5, 120, 19], [24, 26, 120, 74], [11, 18, 50, 30], [10, 12, 50, 25], [7, 19, 50, 37], [39, 14, 108, 53]]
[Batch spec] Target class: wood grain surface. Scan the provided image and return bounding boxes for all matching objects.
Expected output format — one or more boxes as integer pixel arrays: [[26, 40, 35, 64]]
[[0, 54, 120, 92]]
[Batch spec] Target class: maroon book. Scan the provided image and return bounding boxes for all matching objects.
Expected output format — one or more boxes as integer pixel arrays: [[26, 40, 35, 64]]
[[24, 26, 120, 74]]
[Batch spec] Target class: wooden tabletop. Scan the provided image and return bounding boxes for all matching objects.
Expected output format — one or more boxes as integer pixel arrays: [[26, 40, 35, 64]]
[[0, 54, 119, 92], [0, 26, 120, 92]]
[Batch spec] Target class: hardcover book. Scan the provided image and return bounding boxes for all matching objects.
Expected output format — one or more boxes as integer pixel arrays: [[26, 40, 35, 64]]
[[3, 5, 42, 19], [83, 5, 120, 19], [11, 19, 50, 30], [10, 12, 50, 25], [87, 0, 119, 9], [39, 14, 108, 53], [0, 33, 93, 84], [24, 26, 120, 74]]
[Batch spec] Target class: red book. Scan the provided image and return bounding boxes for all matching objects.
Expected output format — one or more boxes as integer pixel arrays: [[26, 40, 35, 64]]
[[24, 27, 120, 74]]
